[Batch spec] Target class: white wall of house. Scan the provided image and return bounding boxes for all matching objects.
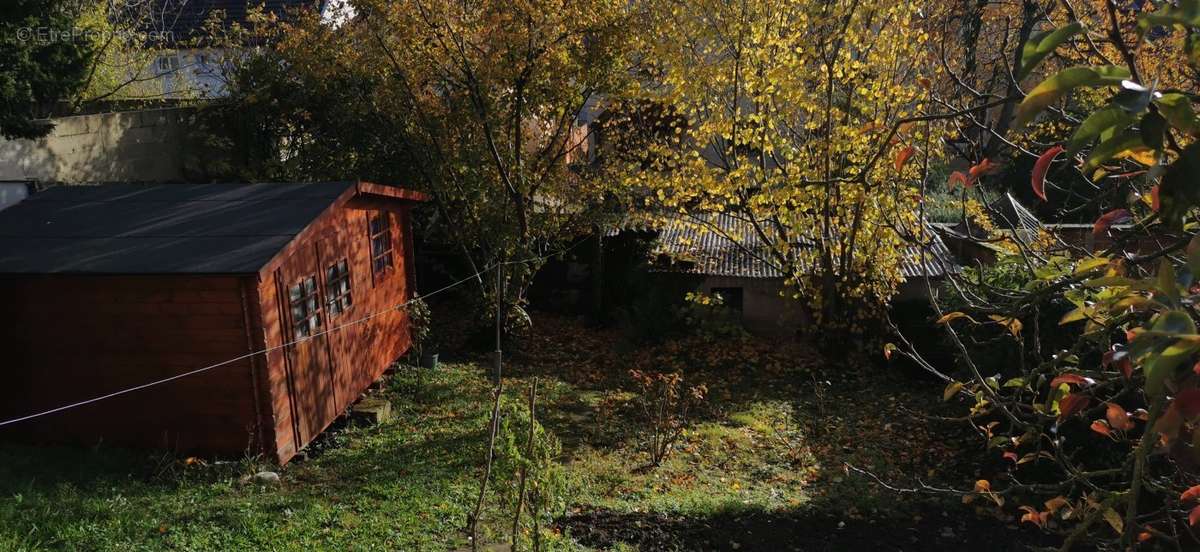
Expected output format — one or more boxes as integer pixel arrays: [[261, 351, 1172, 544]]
[[148, 48, 231, 99], [0, 108, 192, 184]]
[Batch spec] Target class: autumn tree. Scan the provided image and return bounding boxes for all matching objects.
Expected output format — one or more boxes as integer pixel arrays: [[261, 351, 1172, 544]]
[[208, 0, 636, 326], [622, 0, 947, 328]]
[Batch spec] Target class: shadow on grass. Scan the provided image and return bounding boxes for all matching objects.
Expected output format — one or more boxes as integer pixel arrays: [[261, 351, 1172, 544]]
[[555, 498, 1066, 552]]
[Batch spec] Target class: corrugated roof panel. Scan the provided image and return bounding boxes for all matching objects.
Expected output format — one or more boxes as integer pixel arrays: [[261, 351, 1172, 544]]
[[647, 212, 959, 280]]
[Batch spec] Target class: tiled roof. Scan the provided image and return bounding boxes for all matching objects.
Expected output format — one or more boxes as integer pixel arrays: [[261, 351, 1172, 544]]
[[645, 212, 958, 280], [132, 0, 320, 44]]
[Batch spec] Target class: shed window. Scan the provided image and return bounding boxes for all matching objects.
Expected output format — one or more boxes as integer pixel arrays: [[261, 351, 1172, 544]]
[[289, 275, 323, 339], [369, 212, 394, 275], [325, 259, 352, 316]]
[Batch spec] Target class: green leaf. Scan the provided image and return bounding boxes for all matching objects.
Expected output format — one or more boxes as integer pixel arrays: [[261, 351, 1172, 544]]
[[1018, 22, 1085, 81], [1188, 33, 1200, 67], [1158, 142, 1200, 227], [1084, 275, 1138, 287], [1004, 377, 1027, 388], [1188, 234, 1200, 275], [1074, 256, 1111, 274], [1141, 111, 1168, 151], [1145, 337, 1200, 398], [1067, 107, 1137, 158], [1060, 307, 1089, 325], [1155, 93, 1197, 133], [1014, 66, 1132, 130], [1084, 129, 1146, 171], [1139, 0, 1200, 33], [1158, 258, 1181, 305], [1152, 309, 1194, 335]]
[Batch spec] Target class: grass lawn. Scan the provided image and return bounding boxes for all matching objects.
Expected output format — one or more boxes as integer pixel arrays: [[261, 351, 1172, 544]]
[[0, 314, 1050, 551]]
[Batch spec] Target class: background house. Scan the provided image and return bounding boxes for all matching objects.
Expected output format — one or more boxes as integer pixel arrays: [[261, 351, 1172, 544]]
[[644, 213, 960, 335], [0, 181, 425, 463], [134, 0, 353, 99]]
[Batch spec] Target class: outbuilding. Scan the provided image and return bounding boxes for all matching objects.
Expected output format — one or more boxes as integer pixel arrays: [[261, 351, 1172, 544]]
[[0, 181, 426, 463], [642, 213, 960, 335]]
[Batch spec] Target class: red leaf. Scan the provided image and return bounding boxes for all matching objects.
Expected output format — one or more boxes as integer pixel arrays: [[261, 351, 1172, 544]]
[[1175, 389, 1200, 418], [1058, 393, 1090, 420], [948, 171, 971, 191], [1090, 420, 1112, 436], [1019, 505, 1048, 527], [1050, 373, 1092, 388], [1002, 451, 1018, 463], [895, 145, 915, 172], [1092, 209, 1131, 237], [968, 158, 998, 179], [1138, 531, 1153, 542], [1103, 350, 1133, 379], [1032, 145, 1064, 202], [1151, 185, 1161, 212], [1191, 505, 1200, 526], [1105, 402, 1135, 431], [1182, 484, 1200, 503]]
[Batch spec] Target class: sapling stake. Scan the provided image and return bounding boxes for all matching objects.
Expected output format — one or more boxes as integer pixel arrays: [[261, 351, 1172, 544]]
[[511, 377, 538, 551]]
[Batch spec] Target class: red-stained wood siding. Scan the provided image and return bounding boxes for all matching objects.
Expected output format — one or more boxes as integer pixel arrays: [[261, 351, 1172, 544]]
[[257, 202, 414, 463], [0, 275, 263, 455], [0, 185, 420, 464]]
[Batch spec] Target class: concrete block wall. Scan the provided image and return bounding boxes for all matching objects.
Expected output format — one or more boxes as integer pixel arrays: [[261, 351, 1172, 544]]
[[0, 108, 194, 184]]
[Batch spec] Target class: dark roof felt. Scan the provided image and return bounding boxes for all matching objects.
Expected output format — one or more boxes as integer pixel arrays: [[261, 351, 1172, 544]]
[[0, 182, 354, 274]]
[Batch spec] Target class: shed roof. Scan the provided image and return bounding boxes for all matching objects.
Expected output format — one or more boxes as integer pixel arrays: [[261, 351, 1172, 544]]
[[0, 182, 362, 274], [645, 212, 959, 280]]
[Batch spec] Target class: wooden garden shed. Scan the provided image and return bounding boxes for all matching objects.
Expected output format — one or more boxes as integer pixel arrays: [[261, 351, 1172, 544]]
[[0, 181, 426, 463]]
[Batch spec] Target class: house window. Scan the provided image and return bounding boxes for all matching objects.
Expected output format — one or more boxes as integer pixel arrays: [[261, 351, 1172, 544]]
[[325, 259, 352, 316], [288, 275, 323, 339], [156, 54, 179, 73], [369, 212, 394, 275], [711, 287, 744, 313]]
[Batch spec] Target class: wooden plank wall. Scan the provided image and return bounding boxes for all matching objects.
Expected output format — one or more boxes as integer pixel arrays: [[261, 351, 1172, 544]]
[[0, 275, 262, 455]]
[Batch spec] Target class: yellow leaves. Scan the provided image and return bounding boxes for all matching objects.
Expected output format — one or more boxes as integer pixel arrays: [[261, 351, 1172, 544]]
[[943, 381, 964, 402], [988, 315, 1023, 338], [965, 479, 1003, 507], [936, 311, 977, 325], [1059, 307, 1089, 325], [1102, 507, 1124, 535]]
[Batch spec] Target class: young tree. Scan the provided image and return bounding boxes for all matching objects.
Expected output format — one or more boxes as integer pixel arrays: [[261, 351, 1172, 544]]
[[623, 0, 945, 328]]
